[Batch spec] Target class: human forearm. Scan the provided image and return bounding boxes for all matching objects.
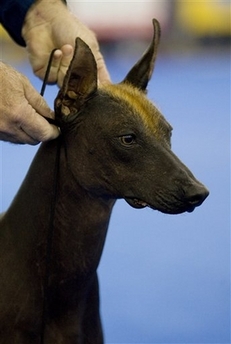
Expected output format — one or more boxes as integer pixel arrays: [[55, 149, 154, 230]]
[[0, 0, 35, 46]]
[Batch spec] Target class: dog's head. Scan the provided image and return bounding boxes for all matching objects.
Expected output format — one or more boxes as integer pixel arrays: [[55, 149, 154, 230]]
[[54, 19, 209, 214]]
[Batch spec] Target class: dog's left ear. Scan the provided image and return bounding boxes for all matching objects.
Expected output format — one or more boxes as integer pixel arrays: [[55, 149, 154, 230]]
[[55, 38, 97, 122], [122, 18, 161, 91]]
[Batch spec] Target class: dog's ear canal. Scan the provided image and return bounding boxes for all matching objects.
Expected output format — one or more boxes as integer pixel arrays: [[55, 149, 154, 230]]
[[55, 37, 97, 121], [122, 18, 161, 91]]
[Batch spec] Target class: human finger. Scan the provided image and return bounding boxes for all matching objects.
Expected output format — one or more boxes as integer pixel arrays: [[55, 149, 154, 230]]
[[22, 80, 60, 141], [97, 54, 111, 85], [23, 78, 55, 119], [44, 49, 63, 84], [19, 103, 60, 142], [0, 126, 40, 145], [57, 44, 74, 87]]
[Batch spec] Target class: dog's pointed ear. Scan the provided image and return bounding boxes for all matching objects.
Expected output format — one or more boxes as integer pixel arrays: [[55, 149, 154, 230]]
[[122, 19, 161, 91], [55, 37, 97, 122]]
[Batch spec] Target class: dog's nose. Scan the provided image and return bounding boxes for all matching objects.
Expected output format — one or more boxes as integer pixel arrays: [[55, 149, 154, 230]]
[[186, 184, 209, 210]]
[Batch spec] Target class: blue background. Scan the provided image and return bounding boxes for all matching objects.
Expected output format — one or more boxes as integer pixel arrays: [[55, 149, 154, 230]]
[[0, 45, 230, 343]]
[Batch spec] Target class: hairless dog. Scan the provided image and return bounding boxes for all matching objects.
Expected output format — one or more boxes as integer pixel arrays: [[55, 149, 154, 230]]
[[0, 19, 209, 344]]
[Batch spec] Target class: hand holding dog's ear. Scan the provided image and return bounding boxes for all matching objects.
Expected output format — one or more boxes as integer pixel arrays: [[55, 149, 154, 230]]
[[22, 0, 111, 87], [0, 63, 59, 145]]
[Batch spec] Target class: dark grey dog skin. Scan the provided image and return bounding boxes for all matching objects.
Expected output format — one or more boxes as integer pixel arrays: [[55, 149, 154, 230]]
[[0, 19, 209, 344]]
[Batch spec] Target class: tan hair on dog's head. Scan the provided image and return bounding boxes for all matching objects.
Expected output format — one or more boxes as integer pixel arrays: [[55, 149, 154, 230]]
[[100, 83, 172, 143]]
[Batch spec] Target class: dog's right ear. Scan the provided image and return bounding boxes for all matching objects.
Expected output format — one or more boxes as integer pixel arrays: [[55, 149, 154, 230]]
[[122, 18, 161, 91], [55, 38, 97, 123]]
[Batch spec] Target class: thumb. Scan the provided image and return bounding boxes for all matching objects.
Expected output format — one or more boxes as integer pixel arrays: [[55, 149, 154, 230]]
[[21, 77, 60, 142], [23, 77, 55, 119]]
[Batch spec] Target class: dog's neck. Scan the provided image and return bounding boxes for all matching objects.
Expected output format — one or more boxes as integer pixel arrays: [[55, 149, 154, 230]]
[[4, 139, 115, 281]]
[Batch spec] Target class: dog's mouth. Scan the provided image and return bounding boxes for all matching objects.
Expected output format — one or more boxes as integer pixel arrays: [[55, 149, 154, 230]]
[[125, 197, 196, 214], [125, 198, 149, 209]]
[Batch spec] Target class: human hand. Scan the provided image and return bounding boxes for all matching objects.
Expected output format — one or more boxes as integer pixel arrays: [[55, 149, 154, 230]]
[[22, 0, 111, 87], [0, 62, 59, 145]]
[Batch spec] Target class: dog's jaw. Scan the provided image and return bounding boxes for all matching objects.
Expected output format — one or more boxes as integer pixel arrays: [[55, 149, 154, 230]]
[[125, 198, 149, 209]]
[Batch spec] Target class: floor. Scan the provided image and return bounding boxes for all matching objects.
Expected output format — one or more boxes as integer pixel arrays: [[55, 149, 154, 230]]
[[0, 41, 230, 343]]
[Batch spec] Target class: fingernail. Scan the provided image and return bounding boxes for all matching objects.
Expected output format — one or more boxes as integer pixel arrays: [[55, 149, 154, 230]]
[[63, 45, 73, 57], [53, 50, 62, 59]]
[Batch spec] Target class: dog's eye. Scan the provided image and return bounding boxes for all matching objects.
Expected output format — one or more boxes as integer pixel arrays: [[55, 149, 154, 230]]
[[120, 134, 136, 145]]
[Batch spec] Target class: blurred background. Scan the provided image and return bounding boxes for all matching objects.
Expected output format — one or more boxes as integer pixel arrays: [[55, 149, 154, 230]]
[[0, 1, 230, 343]]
